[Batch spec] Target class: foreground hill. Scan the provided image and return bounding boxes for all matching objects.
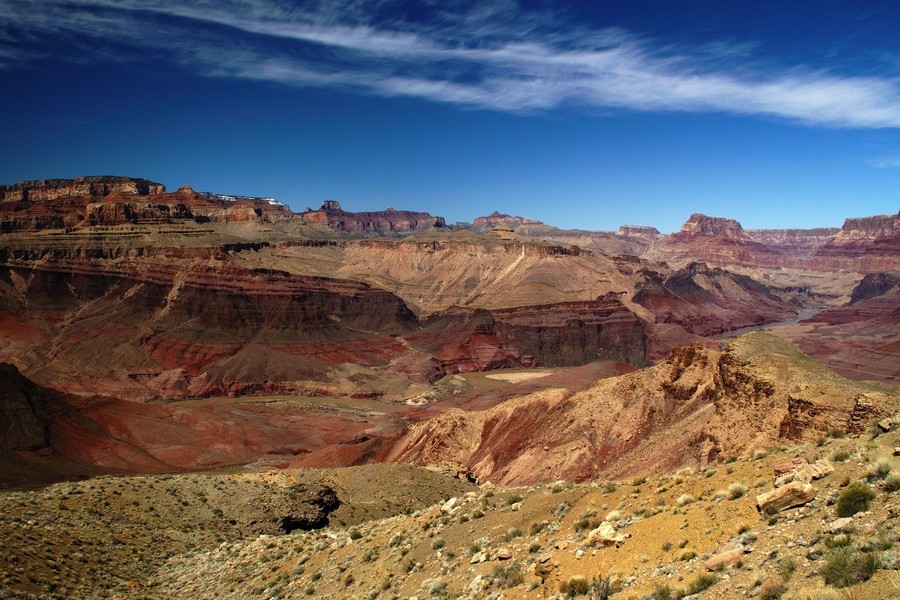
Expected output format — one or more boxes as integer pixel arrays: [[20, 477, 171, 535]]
[[4, 418, 900, 598]]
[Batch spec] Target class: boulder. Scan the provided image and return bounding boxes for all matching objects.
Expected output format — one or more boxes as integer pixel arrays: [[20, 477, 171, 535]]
[[756, 482, 816, 514], [827, 517, 854, 534], [774, 459, 834, 487], [440, 497, 460, 514], [705, 547, 746, 571], [587, 521, 630, 547], [773, 457, 807, 476]]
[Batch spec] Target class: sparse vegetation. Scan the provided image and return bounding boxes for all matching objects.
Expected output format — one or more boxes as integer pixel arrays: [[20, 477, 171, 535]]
[[559, 575, 590, 597], [836, 483, 876, 517], [687, 573, 718, 594], [831, 450, 851, 462], [867, 458, 893, 481], [492, 563, 523, 588], [884, 473, 900, 492], [820, 547, 880, 587], [675, 493, 695, 507], [727, 482, 748, 499]]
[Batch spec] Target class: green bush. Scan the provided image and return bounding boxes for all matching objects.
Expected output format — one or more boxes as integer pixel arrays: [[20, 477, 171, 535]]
[[687, 573, 718, 594], [884, 474, 900, 492], [831, 450, 851, 462], [820, 547, 880, 588], [836, 484, 876, 517], [867, 458, 893, 481], [777, 556, 797, 581], [492, 563, 523, 589]]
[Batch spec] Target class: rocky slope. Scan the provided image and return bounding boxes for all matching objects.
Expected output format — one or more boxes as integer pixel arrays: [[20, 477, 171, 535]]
[[386, 334, 899, 485], [5, 418, 900, 599]]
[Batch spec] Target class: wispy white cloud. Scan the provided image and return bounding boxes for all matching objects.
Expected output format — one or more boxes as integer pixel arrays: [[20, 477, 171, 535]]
[[2, 0, 900, 127], [874, 155, 900, 168]]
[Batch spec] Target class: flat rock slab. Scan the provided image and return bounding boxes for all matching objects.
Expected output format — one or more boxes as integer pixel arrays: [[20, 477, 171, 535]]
[[774, 459, 834, 487], [756, 482, 815, 514]]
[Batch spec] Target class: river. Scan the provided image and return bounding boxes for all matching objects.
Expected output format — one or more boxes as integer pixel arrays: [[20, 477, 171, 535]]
[[714, 308, 820, 340]]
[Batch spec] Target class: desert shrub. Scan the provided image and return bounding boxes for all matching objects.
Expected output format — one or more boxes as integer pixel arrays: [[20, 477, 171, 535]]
[[679, 550, 697, 561], [752, 449, 768, 460], [662, 540, 673, 552], [506, 494, 523, 505], [686, 573, 718, 594], [728, 482, 748, 499], [867, 458, 893, 481], [884, 474, 900, 492], [348, 528, 362, 540], [605, 509, 622, 522], [554, 502, 572, 518], [820, 547, 880, 587], [559, 575, 589, 597], [492, 563, 523, 588], [504, 527, 523, 541], [831, 450, 851, 462], [573, 518, 600, 532], [648, 584, 678, 600], [530, 521, 547, 535], [824, 533, 853, 548], [429, 579, 447, 597], [777, 556, 798, 581], [759, 580, 788, 600], [362, 547, 379, 562], [431, 537, 445, 550], [836, 484, 876, 517], [589, 576, 614, 600], [602, 482, 618, 493], [528, 541, 541, 553], [675, 493, 695, 507]]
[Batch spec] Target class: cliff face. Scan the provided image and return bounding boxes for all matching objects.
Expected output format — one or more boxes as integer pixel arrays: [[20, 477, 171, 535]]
[[471, 211, 542, 233], [0, 178, 294, 231], [0, 176, 166, 202], [617, 225, 661, 240], [672, 213, 743, 239], [646, 213, 900, 274], [300, 201, 445, 234], [632, 262, 800, 337]]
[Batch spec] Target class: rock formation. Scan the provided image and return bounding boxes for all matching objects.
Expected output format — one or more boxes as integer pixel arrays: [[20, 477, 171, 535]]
[[300, 200, 445, 234]]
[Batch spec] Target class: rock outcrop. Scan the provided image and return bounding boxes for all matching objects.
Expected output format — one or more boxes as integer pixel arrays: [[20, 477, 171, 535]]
[[0, 176, 166, 202], [471, 211, 542, 233], [300, 200, 445, 234], [385, 333, 899, 484]]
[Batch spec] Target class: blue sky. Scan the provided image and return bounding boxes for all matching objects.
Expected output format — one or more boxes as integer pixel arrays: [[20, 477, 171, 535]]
[[1, 1, 898, 232]]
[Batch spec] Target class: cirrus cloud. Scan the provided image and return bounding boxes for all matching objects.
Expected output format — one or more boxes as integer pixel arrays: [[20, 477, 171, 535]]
[[1, 0, 899, 128]]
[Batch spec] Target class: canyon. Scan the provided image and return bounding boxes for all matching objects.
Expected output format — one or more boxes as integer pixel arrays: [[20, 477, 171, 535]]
[[0, 176, 897, 598]]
